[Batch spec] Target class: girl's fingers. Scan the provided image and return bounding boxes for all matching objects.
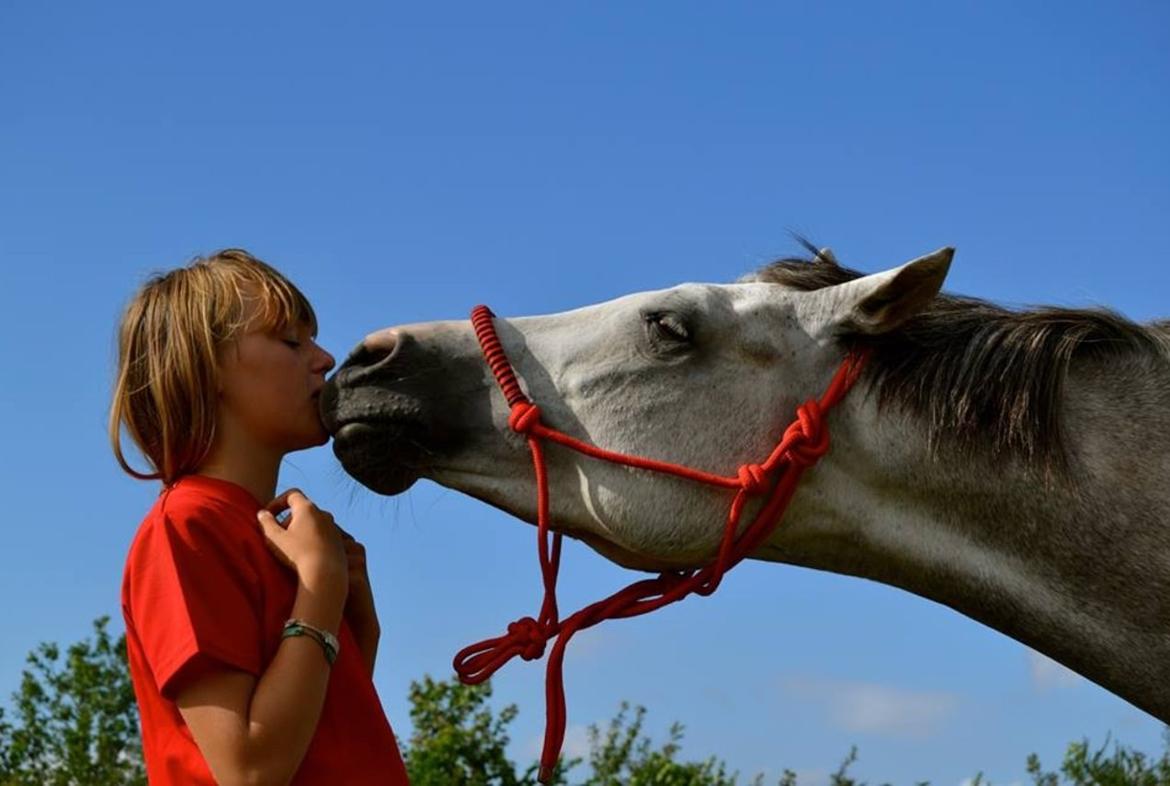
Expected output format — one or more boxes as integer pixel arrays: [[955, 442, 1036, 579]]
[[264, 488, 311, 516], [255, 509, 283, 537]]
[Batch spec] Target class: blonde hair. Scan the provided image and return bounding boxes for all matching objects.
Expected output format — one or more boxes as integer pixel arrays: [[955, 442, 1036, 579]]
[[109, 249, 318, 484]]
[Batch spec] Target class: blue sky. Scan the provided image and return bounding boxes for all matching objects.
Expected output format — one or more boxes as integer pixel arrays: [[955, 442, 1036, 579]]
[[2, 2, 1168, 783]]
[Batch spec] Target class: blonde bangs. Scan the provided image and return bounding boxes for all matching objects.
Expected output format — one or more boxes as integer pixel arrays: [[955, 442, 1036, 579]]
[[109, 249, 316, 484], [245, 271, 318, 339]]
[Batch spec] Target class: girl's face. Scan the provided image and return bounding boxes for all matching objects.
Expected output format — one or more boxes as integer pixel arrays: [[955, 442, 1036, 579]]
[[217, 315, 336, 454]]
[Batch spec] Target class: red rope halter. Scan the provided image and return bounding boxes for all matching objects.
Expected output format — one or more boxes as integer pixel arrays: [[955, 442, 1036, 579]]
[[454, 304, 869, 782]]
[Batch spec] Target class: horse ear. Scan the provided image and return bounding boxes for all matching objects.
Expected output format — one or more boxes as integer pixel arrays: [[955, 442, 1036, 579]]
[[833, 247, 953, 335], [816, 247, 839, 265]]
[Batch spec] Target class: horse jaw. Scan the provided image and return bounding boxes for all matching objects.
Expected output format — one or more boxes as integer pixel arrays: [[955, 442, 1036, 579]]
[[571, 464, 690, 571]]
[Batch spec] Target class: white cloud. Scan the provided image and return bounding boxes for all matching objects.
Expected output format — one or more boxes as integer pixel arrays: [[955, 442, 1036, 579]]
[[1027, 650, 1082, 691], [781, 677, 959, 738]]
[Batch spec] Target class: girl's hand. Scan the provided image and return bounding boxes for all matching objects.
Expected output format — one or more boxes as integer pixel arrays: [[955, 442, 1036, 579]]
[[256, 489, 348, 596]]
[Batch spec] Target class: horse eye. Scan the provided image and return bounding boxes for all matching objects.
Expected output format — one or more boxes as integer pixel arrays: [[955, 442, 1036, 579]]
[[645, 312, 692, 344]]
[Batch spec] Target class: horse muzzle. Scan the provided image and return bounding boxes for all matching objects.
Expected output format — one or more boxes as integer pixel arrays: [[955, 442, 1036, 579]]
[[319, 324, 487, 495]]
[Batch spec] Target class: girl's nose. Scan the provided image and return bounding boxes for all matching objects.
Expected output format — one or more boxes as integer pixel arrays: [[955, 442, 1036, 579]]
[[315, 345, 336, 374]]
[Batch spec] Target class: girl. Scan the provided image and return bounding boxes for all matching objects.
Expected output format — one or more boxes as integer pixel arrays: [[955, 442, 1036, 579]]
[[110, 249, 410, 785]]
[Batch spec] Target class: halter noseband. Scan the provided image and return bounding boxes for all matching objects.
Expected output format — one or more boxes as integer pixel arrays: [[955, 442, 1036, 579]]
[[454, 304, 869, 782]]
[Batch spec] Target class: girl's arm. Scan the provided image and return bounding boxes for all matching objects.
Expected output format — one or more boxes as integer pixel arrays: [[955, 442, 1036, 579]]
[[175, 490, 349, 786]]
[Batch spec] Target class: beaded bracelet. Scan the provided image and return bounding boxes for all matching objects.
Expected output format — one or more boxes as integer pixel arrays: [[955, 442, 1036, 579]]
[[281, 618, 340, 665]]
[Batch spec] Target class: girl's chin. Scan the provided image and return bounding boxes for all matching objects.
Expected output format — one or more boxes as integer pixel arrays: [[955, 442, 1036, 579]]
[[286, 423, 330, 451]]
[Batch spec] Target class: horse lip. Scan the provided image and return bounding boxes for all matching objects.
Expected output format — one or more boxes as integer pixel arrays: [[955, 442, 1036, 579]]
[[318, 379, 338, 431], [318, 378, 414, 436], [331, 421, 421, 496], [320, 378, 456, 494], [331, 418, 426, 468], [334, 421, 375, 440], [334, 419, 410, 449]]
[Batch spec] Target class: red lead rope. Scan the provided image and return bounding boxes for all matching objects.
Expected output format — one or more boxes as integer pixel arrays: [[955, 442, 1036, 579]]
[[454, 305, 870, 782]]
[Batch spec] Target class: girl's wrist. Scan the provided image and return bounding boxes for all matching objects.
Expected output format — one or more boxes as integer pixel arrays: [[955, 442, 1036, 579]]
[[295, 563, 347, 631]]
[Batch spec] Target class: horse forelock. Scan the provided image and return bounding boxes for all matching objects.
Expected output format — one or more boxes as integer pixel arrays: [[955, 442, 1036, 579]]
[[751, 243, 1170, 473]]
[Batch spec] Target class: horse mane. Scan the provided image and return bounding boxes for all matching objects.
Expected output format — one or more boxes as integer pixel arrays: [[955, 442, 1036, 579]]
[[754, 242, 1169, 470]]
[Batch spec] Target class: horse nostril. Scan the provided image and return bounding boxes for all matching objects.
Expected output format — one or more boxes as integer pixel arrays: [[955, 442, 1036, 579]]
[[339, 329, 406, 382]]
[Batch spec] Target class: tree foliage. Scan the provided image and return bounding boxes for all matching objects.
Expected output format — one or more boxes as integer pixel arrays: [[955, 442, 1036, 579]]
[[0, 616, 144, 786], [402, 675, 1170, 786], [403, 678, 873, 785], [403, 675, 575, 786], [3, 618, 1170, 786], [582, 701, 741, 786], [1026, 732, 1170, 786]]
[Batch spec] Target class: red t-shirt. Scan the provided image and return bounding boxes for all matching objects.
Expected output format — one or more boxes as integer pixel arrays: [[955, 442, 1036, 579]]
[[120, 474, 410, 785]]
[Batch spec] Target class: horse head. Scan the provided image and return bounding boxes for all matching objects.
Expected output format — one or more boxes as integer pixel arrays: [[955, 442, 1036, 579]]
[[320, 247, 951, 570]]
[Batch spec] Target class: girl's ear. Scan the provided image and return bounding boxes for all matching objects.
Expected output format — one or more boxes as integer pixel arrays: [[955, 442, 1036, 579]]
[[825, 247, 954, 335]]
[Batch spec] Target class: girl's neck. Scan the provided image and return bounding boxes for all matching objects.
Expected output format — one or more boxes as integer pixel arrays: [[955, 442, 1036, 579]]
[[195, 432, 283, 508]]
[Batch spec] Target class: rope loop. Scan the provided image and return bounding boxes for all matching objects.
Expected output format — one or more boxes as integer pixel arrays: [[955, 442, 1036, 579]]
[[506, 616, 548, 660], [509, 402, 543, 434], [736, 463, 769, 495], [784, 399, 830, 467]]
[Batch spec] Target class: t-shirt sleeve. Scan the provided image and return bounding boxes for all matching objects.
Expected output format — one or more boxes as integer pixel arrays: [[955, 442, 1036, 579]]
[[128, 502, 265, 699]]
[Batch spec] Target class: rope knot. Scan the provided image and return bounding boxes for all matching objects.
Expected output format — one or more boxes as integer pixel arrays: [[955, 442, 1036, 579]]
[[508, 402, 542, 434], [784, 400, 830, 467], [507, 617, 547, 660], [736, 463, 769, 495]]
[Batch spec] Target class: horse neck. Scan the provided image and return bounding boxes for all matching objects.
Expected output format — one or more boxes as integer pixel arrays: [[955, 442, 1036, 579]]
[[764, 352, 1170, 721]]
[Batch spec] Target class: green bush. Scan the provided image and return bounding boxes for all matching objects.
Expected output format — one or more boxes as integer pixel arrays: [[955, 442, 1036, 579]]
[[3, 618, 1167, 786]]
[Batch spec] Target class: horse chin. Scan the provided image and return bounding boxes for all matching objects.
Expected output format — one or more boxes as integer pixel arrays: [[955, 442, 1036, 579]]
[[575, 531, 705, 573], [331, 422, 422, 496]]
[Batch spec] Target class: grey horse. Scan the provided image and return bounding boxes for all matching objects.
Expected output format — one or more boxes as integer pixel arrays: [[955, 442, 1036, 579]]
[[319, 245, 1170, 722]]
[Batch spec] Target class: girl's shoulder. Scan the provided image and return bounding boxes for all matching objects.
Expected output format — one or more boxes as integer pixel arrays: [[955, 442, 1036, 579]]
[[127, 475, 265, 568]]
